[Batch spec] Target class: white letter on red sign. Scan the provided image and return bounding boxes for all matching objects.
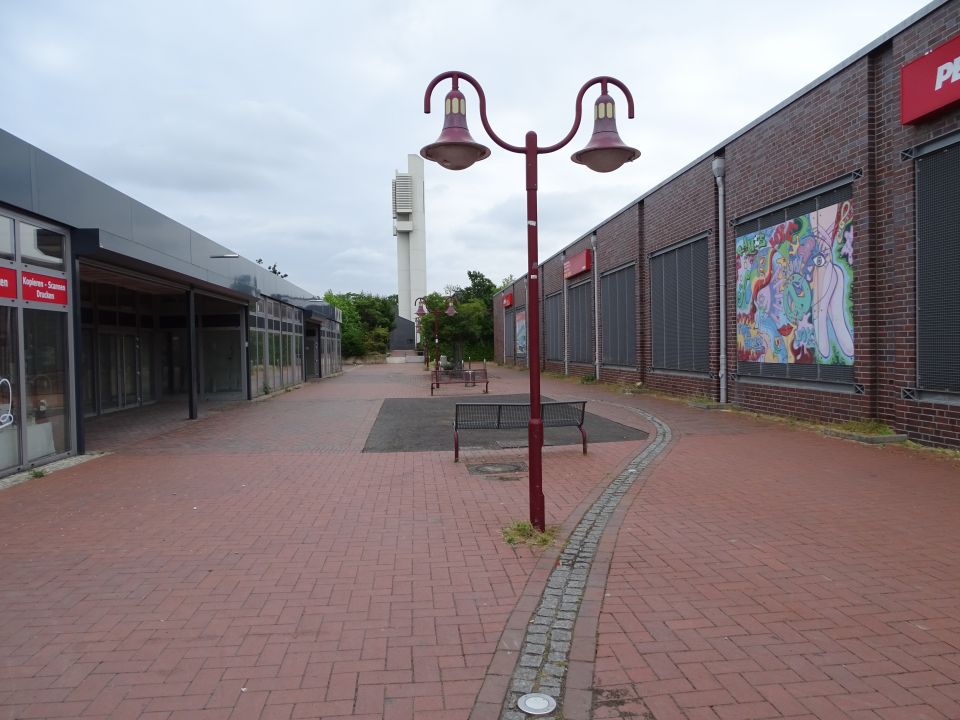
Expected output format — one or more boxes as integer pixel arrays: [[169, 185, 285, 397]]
[[935, 57, 960, 91]]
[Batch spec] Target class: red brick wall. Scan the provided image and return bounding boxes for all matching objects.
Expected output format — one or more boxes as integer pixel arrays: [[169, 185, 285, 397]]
[[643, 158, 718, 398], [874, 0, 960, 445], [595, 206, 642, 384], [490, 3, 960, 447]]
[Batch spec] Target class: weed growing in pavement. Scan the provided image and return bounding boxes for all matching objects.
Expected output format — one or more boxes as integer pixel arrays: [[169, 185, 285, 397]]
[[501, 520, 558, 547], [831, 419, 895, 435], [902, 440, 960, 462], [30, 469, 46, 479], [579, 374, 596, 384]]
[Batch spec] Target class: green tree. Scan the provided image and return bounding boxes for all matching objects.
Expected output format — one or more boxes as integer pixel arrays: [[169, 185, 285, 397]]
[[323, 291, 396, 357], [424, 270, 497, 361], [324, 291, 364, 357]]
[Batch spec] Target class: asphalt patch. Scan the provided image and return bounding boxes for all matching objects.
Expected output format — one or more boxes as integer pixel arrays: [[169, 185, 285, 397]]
[[363, 394, 648, 453]]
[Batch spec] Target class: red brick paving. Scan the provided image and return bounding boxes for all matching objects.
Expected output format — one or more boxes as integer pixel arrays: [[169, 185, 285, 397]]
[[2, 363, 959, 720], [586, 391, 960, 720], [0, 364, 645, 720]]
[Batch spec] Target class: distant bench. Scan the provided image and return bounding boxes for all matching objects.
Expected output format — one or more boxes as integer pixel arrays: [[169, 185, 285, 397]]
[[431, 367, 489, 396], [453, 401, 587, 462]]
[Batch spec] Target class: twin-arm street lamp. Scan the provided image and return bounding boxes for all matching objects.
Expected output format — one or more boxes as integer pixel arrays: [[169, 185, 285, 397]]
[[420, 71, 640, 531], [415, 295, 457, 376]]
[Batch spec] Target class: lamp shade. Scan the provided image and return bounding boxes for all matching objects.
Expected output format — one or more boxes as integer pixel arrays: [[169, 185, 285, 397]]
[[421, 89, 490, 171], [571, 92, 640, 173]]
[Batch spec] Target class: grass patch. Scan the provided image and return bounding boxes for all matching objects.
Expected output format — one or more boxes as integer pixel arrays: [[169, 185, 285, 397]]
[[502, 520, 559, 547], [579, 374, 596, 384], [902, 440, 960, 461], [29, 468, 47, 479], [832, 419, 895, 436]]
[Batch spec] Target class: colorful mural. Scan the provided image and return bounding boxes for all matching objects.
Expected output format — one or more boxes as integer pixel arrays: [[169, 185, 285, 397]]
[[515, 311, 527, 356], [736, 200, 854, 365]]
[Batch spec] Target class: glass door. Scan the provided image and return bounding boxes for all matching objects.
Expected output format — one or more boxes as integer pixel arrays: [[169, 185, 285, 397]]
[[82, 333, 95, 416], [98, 334, 119, 412], [121, 334, 138, 406], [140, 333, 154, 403], [0, 307, 19, 472], [24, 309, 69, 461]]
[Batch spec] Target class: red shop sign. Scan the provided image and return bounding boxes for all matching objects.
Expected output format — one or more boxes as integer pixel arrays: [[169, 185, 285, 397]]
[[564, 249, 592, 279], [21, 271, 68, 305], [902, 33, 960, 124], [502, 292, 513, 308], [0, 267, 16, 300]]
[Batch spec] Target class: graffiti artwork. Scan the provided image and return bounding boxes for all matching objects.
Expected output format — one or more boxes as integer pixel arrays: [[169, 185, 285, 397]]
[[515, 311, 527, 356], [736, 200, 854, 365]]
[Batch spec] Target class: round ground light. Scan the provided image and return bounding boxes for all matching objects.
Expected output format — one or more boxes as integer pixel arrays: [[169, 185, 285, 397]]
[[517, 693, 557, 715]]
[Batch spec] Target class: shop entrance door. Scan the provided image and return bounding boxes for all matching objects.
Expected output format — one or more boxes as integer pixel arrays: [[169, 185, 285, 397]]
[[98, 332, 141, 411]]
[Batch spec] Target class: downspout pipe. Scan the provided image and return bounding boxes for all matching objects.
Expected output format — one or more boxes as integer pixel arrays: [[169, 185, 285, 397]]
[[562, 251, 569, 376], [712, 157, 727, 404], [591, 234, 600, 382]]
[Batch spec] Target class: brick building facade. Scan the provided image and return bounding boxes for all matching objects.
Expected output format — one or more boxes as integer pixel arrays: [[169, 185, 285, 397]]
[[493, 0, 960, 448]]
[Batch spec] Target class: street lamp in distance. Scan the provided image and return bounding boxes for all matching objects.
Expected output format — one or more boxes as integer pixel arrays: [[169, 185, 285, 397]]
[[415, 295, 457, 379]]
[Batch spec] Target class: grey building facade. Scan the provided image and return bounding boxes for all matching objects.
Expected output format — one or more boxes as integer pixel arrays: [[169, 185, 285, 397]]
[[0, 129, 341, 475]]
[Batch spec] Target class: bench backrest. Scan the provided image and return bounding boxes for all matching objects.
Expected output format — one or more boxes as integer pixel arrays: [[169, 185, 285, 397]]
[[455, 401, 585, 430], [455, 403, 527, 429], [541, 401, 586, 427]]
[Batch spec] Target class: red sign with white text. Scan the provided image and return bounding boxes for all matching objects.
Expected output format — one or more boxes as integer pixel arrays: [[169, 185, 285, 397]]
[[564, 249, 592, 279], [902, 33, 960, 124], [21, 271, 67, 305], [502, 292, 513, 308], [0, 267, 16, 300]]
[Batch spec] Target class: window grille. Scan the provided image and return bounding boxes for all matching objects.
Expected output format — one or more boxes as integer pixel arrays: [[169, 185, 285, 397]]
[[650, 237, 708, 372], [601, 265, 636, 367], [916, 142, 960, 393], [545, 293, 563, 361], [568, 282, 592, 364]]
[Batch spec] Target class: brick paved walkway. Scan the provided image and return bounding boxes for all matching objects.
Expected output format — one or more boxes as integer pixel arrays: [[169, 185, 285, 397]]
[[0, 363, 958, 720]]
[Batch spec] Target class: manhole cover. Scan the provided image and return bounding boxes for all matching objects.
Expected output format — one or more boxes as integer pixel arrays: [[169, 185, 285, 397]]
[[466, 463, 526, 475]]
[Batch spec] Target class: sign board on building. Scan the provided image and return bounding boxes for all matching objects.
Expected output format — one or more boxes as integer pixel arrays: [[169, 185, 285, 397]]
[[502, 292, 513, 308], [902, 33, 960, 124], [564, 249, 592, 279], [0, 268, 16, 300], [21, 271, 67, 305]]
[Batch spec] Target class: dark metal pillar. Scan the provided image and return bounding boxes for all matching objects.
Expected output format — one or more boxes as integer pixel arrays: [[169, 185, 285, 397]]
[[186, 289, 198, 419], [71, 255, 85, 455]]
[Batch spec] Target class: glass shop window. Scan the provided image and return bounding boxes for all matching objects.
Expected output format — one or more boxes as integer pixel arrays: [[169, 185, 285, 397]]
[[0, 216, 14, 259], [20, 223, 65, 269], [24, 309, 69, 461], [0, 307, 20, 472]]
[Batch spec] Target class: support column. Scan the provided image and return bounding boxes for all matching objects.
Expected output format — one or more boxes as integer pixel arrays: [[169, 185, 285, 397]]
[[186, 289, 199, 420], [71, 255, 85, 455]]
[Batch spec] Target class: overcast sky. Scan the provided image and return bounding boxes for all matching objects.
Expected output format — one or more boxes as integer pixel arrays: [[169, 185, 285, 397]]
[[0, 0, 934, 298]]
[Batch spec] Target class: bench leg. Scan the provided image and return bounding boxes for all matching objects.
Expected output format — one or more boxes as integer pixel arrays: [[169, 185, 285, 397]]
[[579, 426, 588, 455], [454, 429, 459, 462], [483, 381, 488, 394], [431, 382, 435, 396]]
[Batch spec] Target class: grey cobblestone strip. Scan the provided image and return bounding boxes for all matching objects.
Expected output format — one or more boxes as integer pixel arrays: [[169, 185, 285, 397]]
[[502, 405, 672, 720]]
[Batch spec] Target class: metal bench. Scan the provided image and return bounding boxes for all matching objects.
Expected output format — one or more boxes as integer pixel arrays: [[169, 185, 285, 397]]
[[431, 367, 489, 395], [453, 401, 587, 462]]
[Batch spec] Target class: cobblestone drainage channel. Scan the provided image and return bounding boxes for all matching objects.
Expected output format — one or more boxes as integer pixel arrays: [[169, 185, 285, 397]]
[[501, 405, 672, 720]]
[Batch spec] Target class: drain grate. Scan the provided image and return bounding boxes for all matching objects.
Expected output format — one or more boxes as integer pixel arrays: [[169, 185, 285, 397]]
[[467, 463, 527, 475]]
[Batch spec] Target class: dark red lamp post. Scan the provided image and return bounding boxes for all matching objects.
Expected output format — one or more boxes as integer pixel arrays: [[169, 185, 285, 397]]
[[415, 295, 457, 379], [420, 71, 640, 531]]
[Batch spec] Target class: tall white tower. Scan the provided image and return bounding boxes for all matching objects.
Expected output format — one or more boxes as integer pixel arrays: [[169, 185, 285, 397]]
[[392, 154, 427, 324]]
